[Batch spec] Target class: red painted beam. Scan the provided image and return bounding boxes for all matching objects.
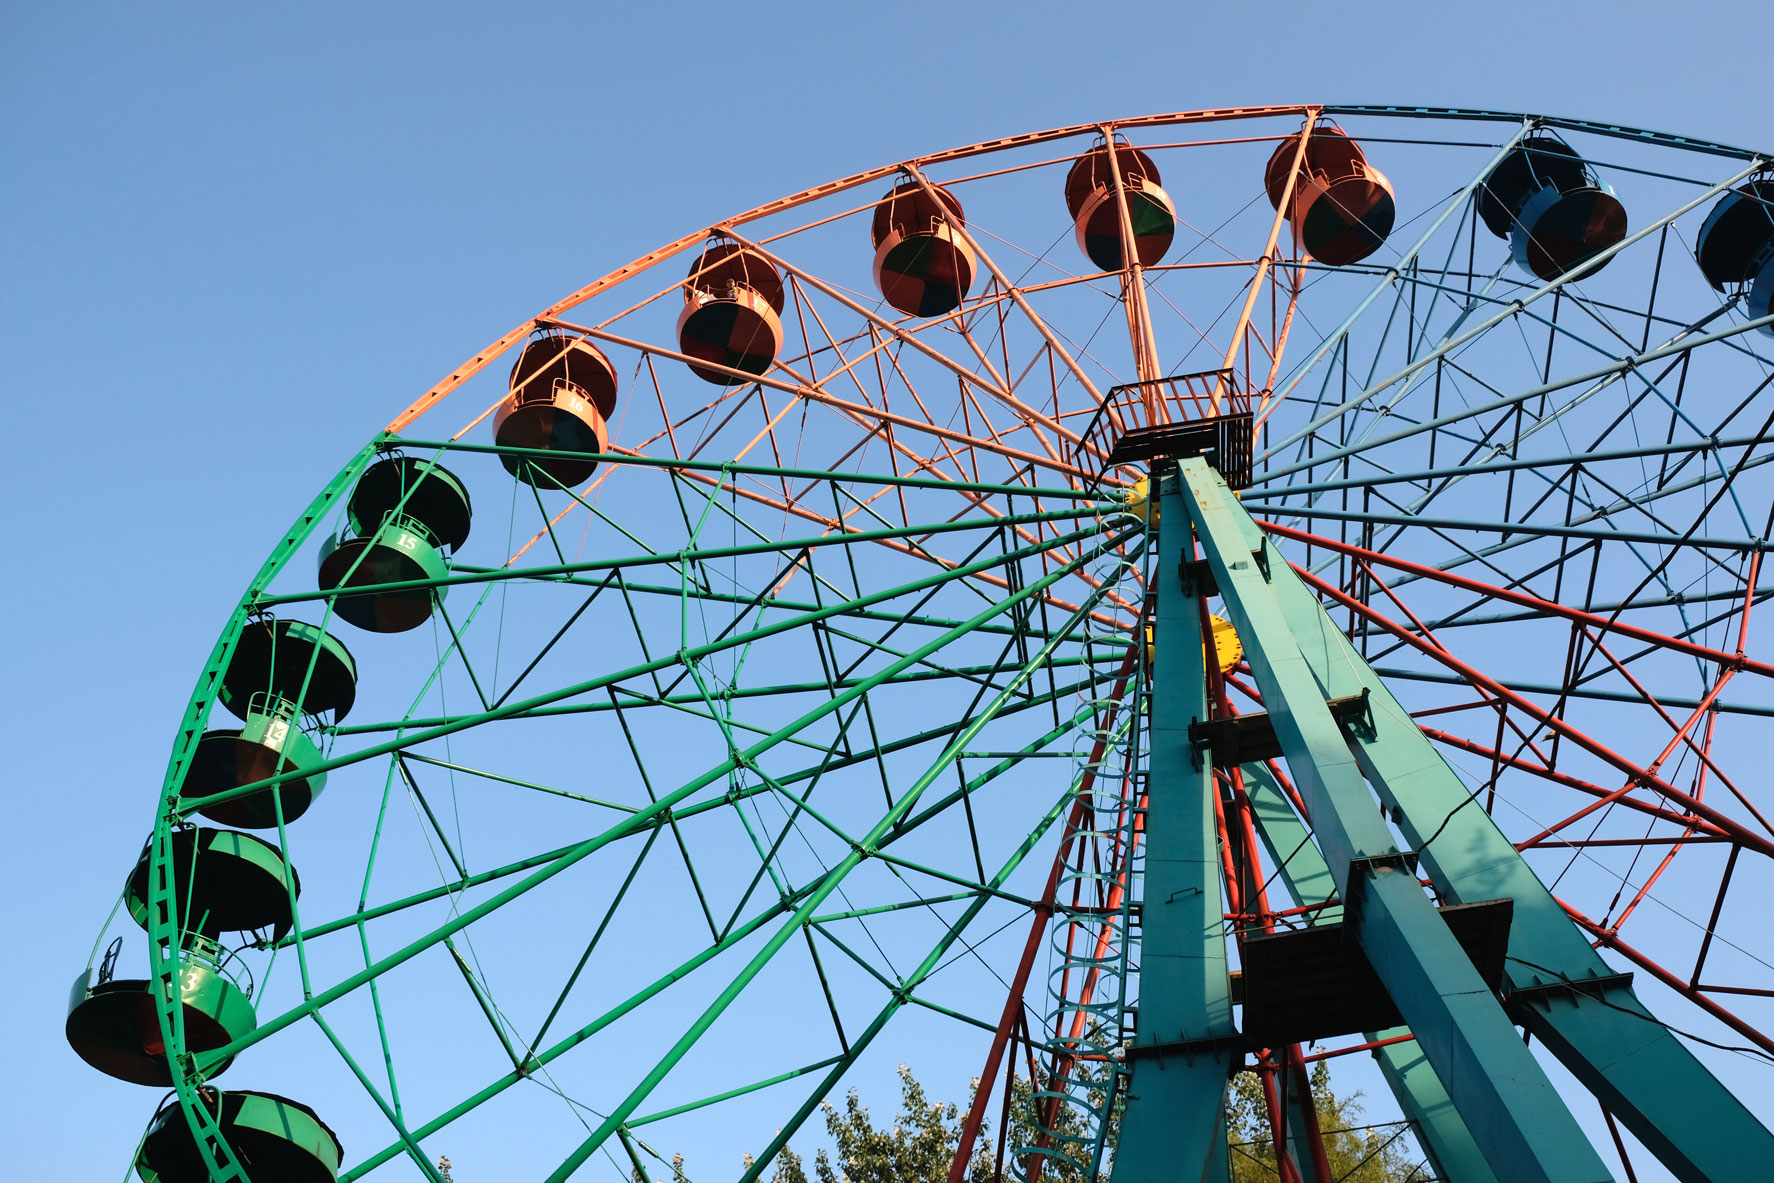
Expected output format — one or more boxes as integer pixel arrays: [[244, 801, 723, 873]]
[[1419, 727, 1732, 840], [1561, 903, 1774, 1056], [947, 648, 1140, 1183], [1260, 520, 1774, 680], [1296, 564, 1774, 860]]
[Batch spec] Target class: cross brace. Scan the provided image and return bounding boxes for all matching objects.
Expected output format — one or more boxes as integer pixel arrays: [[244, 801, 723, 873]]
[[1189, 691, 1369, 768]]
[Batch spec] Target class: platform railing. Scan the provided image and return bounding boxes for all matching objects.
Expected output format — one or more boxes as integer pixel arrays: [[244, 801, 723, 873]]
[[1074, 369, 1254, 492]]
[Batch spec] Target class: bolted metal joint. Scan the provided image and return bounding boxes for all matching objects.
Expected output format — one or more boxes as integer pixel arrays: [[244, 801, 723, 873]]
[[1505, 971, 1636, 1013]]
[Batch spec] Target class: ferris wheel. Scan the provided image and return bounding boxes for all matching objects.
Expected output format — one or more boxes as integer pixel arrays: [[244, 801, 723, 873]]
[[69, 105, 1774, 1183]]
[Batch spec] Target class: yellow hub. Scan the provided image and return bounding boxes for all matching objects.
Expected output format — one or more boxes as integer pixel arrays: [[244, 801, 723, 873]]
[[1125, 476, 1157, 526], [1145, 612, 1241, 674]]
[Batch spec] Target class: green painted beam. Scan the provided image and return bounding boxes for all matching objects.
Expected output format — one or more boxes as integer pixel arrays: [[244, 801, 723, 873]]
[[278, 670, 1112, 952], [1112, 470, 1237, 1183], [392, 436, 1105, 500], [338, 885, 809, 1181], [1242, 763, 1339, 921], [1253, 509, 1774, 1183], [733, 775, 1093, 1183], [540, 556, 1127, 1182], [1178, 457, 1612, 1183], [254, 504, 1105, 608], [1369, 1028, 1497, 1183], [626, 1056, 846, 1128], [329, 656, 1118, 736], [182, 519, 1114, 818], [338, 695, 1107, 1181], [1242, 764, 1497, 1183], [208, 526, 1132, 1071]]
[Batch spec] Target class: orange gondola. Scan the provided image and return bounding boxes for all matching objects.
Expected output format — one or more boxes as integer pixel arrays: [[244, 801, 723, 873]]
[[1064, 140, 1175, 271], [871, 180, 976, 318], [1263, 126, 1396, 266], [678, 241, 785, 384], [496, 333, 616, 488]]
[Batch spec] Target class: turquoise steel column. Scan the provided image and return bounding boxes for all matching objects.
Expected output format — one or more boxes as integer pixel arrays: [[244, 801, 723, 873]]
[[1112, 468, 1237, 1183], [1176, 457, 1612, 1183], [1369, 1033, 1490, 1183], [1243, 765, 1498, 1183], [1253, 520, 1774, 1183]]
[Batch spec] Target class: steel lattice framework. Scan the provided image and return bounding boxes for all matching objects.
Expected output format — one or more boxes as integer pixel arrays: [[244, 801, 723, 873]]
[[72, 106, 1774, 1183]]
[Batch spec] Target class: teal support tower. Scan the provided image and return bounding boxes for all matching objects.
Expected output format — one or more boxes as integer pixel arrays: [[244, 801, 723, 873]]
[[1111, 457, 1774, 1183]]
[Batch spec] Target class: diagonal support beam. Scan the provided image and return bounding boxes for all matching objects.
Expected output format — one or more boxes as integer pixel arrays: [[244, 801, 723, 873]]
[[1242, 763, 1498, 1183], [1176, 456, 1613, 1183], [1250, 512, 1774, 1182]]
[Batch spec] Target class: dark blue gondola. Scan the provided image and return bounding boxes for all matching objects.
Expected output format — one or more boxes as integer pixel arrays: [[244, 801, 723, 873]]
[[1696, 178, 1774, 337], [1478, 136, 1627, 282]]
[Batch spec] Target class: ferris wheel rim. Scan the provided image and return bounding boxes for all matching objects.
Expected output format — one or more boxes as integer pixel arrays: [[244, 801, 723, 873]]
[[99, 102, 1774, 1183], [386, 105, 1770, 439]]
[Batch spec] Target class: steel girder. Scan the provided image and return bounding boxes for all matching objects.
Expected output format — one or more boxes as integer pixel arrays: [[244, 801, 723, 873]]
[[1242, 764, 1498, 1183], [1175, 457, 1614, 1183], [1111, 473, 1236, 1183]]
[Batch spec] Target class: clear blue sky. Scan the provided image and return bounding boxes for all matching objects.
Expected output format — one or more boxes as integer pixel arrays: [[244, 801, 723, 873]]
[[4, 4, 1768, 1180]]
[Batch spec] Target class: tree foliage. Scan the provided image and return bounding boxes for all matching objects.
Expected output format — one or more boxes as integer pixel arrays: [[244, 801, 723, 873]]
[[1226, 1060, 1422, 1182], [767, 1059, 1425, 1183], [767, 1064, 993, 1183]]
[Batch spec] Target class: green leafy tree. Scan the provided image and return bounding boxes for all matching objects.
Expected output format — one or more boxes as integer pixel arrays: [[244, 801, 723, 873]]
[[771, 1059, 1424, 1183], [763, 1058, 1116, 1183], [767, 1064, 993, 1183], [630, 1149, 692, 1183], [1226, 1060, 1422, 1183]]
